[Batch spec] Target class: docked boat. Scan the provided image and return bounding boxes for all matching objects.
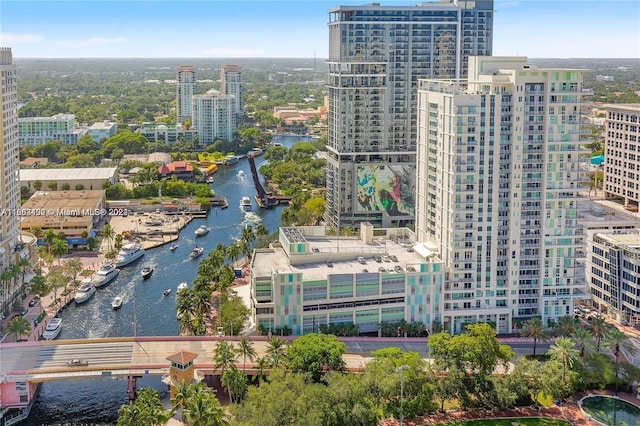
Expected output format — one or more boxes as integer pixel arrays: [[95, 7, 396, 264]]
[[223, 156, 239, 165], [194, 225, 209, 237], [177, 282, 188, 292], [141, 265, 154, 280], [42, 318, 62, 340], [170, 243, 178, 251], [163, 289, 172, 297], [240, 196, 252, 212], [92, 261, 119, 288], [114, 243, 145, 267], [74, 283, 96, 304], [111, 296, 123, 310], [207, 177, 214, 183], [247, 148, 263, 158], [237, 170, 245, 177], [190, 246, 204, 259]]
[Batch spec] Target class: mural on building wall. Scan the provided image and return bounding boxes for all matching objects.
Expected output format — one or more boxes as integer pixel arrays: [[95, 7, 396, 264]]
[[356, 165, 416, 216]]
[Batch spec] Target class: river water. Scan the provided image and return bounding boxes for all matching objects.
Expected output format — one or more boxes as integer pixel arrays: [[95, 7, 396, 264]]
[[24, 135, 303, 425]]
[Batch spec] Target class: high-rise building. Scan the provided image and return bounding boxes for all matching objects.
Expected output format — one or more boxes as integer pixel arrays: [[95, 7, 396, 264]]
[[416, 56, 592, 333], [602, 104, 640, 210], [176, 65, 196, 124], [325, 0, 494, 230], [192, 90, 236, 145], [221, 64, 243, 117], [0, 47, 23, 308]]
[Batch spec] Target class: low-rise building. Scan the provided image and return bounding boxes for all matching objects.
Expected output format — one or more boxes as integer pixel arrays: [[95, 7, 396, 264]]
[[19, 167, 118, 193], [250, 223, 445, 335], [18, 113, 87, 146], [87, 120, 118, 143], [19, 157, 49, 168], [157, 161, 194, 181], [139, 122, 196, 145], [20, 190, 106, 246]]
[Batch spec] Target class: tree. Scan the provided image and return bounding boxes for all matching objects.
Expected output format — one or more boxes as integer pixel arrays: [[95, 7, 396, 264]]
[[589, 315, 608, 350], [287, 333, 346, 382], [117, 387, 172, 426], [266, 336, 288, 368], [63, 257, 84, 284], [17, 257, 31, 297], [101, 223, 115, 252], [546, 337, 580, 399], [253, 356, 269, 383], [554, 315, 579, 337], [213, 340, 237, 378], [7, 315, 31, 341], [181, 382, 227, 426], [520, 317, 550, 356], [33, 179, 43, 192], [572, 327, 595, 361], [221, 367, 248, 403], [47, 180, 58, 191], [603, 328, 637, 392], [237, 336, 257, 372], [50, 238, 69, 266], [42, 229, 57, 254], [217, 293, 249, 336]]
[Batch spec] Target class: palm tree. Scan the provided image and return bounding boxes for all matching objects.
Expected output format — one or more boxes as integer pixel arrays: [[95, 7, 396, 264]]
[[42, 229, 57, 254], [546, 337, 579, 399], [101, 223, 115, 252], [240, 225, 256, 248], [117, 387, 171, 426], [603, 328, 637, 392], [237, 336, 257, 372], [213, 340, 237, 378], [50, 238, 69, 266], [254, 356, 269, 383], [520, 317, 550, 356], [225, 243, 242, 266], [572, 327, 596, 361], [266, 336, 287, 367], [7, 315, 31, 341], [182, 382, 227, 426], [555, 315, 579, 337], [17, 257, 31, 297], [0, 268, 16, 314], [221, 367, 248, 403], [589, 315, 608, 350], [170, 380, 192, 416]]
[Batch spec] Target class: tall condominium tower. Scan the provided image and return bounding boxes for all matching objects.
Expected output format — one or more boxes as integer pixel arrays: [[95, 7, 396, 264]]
[[221, 64, 243, 117], [325, 1, 494, 230], [416, 56, 592, 334], [192, 90, 237, 145], [176, 65, 196, 124], [0, 47, 21, 289], [603, 104, 640, 209]]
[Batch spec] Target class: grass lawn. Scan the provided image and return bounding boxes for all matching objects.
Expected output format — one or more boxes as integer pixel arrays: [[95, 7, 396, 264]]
[[437, 419, 570, 426]]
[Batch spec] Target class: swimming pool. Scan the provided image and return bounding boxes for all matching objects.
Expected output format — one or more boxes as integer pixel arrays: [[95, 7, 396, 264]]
[[579, 395, 640, 426]]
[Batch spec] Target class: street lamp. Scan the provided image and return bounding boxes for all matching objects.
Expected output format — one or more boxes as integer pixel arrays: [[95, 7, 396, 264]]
[[395, 365, 409, 426]]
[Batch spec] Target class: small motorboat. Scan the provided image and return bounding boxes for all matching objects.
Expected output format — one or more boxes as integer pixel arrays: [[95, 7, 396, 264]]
[[163, 289, 172, 297], [238, 170, 245, 177], [170, 243, 178, 251], [177, 282, 188, 292], [207, 177, 214, 183], [141, 265, 153, 280], [190, 246, 204, 259], [194, 225, 209, 237], [111, 296, 123, 310]]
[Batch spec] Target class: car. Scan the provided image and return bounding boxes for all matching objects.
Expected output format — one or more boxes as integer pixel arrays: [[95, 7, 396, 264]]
[[406, 247, 414, 252], [357, 256, 367, 264], [374, 256, 382, 263], [382, 255, 391, 262], [394, 265, 404, 273], [406, 266, 416, 272], [68, 359, 89, 367], [389, 255, 398, 262], [29, 296, 40, 307], [326, 260, 333, 268], [378, 267, 387, 273], [155, 208, 161, 214], [362, 269, 369, 273]]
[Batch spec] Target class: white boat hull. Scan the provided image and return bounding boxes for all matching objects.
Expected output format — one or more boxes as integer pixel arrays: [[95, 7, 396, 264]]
[[114, 249, 145, 267], [42, 320, 62, 340], [75, 287, 96, 304], [93, 269, 120, 288]]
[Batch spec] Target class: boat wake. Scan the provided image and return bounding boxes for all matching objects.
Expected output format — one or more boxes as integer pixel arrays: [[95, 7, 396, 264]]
[[242, 212, 262, 227]]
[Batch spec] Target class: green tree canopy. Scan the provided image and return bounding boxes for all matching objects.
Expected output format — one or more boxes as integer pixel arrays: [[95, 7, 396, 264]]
[[287, 333, 346, 382]]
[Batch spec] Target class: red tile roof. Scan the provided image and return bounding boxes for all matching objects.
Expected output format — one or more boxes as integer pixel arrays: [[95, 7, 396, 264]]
[[166, 350, 198, 364], [158, 161, 193, 175]]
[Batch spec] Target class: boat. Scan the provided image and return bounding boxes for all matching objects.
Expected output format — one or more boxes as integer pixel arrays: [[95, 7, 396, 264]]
[[194, 225, 209, 237], [223, 156, 239, 165], [237, 170, 245, 177], [42, 318, 62, 340], [247, 148, 263, 158], [111, 296, 123, 310], [74, 283, 96, 304], [177, 282, 188, 292], [207, 177, 214, 183], [114, 243, 145, 267], [92, 261, 119, 288], [141, 265, 154, 280], [190, 246, 204, 259], [240, 196, 252, 212], [170, 243, 178, 251], [163, 289, 172, 297]]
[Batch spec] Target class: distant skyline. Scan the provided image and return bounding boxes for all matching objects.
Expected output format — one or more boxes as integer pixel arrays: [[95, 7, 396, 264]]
[[1, 1, 638, 59]]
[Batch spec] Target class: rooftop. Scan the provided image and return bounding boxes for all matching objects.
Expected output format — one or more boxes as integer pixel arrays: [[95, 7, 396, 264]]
[[20, 190, 105, 232], [20, 167, 118, 181], [166, 349, 198, 364]]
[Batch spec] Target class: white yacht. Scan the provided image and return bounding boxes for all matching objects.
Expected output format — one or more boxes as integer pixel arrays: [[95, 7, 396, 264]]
[[42, 318, 62, 340], [114, 243, 145, 267], [240, 197, 252, 212], [237, 170, 245, 177], [194, 225, 209, 237], [189, 246, 204, 259], [92, 261, 120, 288], [74, 283, 96, 304], [111, 296, 123, 310]]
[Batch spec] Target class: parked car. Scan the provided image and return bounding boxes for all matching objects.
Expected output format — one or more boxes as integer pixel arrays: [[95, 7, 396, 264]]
[[326, 260, 333, 268], [28, 296, 40, 307], [394, 265, 404, 273], [389, 255, 398, 262], [357, 256, 367, 264], [378, 267, 387, 273], [68, 359, 89, 367], [374, 256, 382, 263]]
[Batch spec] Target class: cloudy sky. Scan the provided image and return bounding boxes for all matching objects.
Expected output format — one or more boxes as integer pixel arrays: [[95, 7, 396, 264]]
[[1, 0, 638, 58]]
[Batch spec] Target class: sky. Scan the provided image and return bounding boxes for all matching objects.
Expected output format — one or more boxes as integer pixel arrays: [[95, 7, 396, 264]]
[[0, 0, 638, 58]]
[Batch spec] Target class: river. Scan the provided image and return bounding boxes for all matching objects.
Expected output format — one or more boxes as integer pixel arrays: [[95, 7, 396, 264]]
[[23, 135, 304, 425]]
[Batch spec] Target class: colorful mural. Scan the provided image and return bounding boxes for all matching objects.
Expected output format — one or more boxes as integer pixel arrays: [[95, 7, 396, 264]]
[[356, 165, 416, 216]]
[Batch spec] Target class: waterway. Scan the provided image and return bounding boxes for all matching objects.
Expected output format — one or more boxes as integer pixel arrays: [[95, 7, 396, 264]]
[[23, 135, 304, 425]]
